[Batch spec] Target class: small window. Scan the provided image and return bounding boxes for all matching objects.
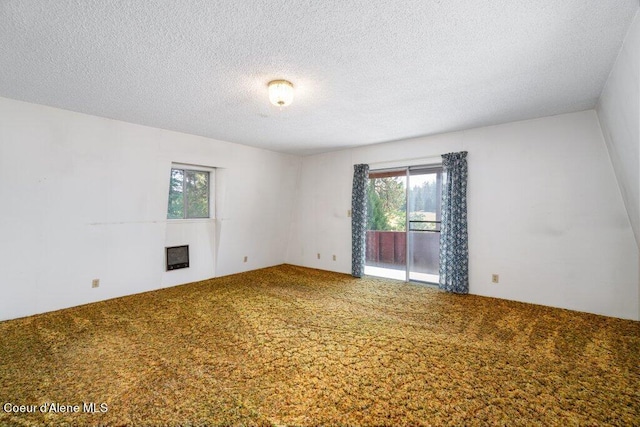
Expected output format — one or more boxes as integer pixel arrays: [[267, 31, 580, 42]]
[[167, 167, 211, 219]]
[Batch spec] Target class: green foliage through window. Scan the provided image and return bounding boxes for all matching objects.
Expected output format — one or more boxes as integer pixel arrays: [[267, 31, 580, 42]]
[[167, 168, 210, 219], [367, 177, 406, 231], [367, 170, 442, 232], [408, 180, 439, 231]]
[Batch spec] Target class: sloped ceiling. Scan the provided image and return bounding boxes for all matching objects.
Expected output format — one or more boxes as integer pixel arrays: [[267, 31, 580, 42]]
[[0, 0, 637, 155]]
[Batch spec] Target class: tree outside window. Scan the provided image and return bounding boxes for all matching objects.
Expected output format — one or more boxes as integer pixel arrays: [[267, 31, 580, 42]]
[[167, 168, 210, 219]]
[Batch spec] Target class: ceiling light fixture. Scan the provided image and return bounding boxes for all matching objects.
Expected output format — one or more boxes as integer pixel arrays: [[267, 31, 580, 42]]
[[268, 79, 294, 107]]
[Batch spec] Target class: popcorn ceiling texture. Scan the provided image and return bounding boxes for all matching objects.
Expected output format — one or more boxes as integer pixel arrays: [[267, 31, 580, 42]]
[[0, 0, 637, 154], [0, 265, 638, 426]]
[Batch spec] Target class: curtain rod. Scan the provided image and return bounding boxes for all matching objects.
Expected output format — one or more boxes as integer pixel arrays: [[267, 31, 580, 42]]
[[365, 155, 442, 170]]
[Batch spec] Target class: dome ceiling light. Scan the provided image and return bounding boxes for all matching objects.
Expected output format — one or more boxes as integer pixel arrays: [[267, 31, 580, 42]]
[[268, 80, 294, 107]]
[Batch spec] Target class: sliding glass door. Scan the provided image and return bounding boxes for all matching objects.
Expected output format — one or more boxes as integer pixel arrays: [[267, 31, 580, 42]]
[[365, 165, 442, 284]]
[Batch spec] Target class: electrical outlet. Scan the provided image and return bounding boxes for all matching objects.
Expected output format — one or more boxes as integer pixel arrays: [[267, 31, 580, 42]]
[[332, 254, 336, 261], [243, 256, 248, 263], [92, 279, 100, 288], [492, 274, 499, 284], [317, 253, 321, 259]]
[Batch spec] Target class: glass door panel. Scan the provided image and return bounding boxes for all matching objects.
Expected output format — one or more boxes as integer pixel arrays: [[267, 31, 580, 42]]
[[364, 169, 407, 281], [408, 167, 442, 283]]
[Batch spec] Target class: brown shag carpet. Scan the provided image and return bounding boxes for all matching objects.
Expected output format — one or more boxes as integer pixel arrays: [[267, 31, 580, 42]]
[[0, 265, 639, 426]]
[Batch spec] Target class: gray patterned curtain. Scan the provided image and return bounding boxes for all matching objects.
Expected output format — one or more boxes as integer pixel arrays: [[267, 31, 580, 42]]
[[351, 164, 369, 277], [439, 152, 468, 293]]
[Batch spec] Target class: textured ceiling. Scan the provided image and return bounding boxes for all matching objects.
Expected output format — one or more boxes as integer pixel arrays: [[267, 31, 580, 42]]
[[1, 1, 638, 155]]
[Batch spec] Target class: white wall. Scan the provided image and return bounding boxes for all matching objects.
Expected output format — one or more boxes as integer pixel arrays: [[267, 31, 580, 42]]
[[2, 97, 637, 322], [597, 8, 640, 321], [597, 9, 640, 250], [0, 97, 299, 321], [287, 110, 640, 320]]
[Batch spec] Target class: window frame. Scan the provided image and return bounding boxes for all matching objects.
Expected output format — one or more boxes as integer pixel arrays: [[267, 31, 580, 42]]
[[167, 164, 215, 221]]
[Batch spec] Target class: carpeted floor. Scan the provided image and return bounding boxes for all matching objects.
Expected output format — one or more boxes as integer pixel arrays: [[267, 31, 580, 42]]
[[0, 264, 638, 426]]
